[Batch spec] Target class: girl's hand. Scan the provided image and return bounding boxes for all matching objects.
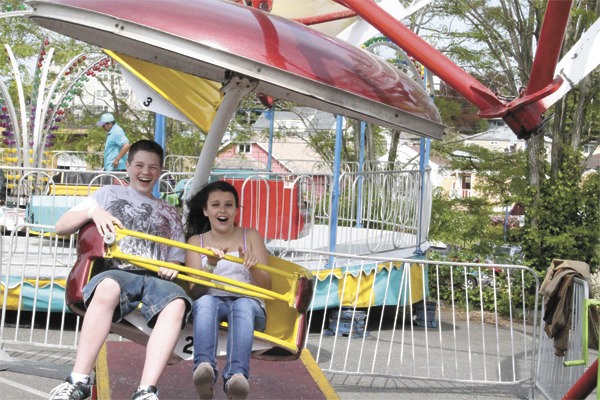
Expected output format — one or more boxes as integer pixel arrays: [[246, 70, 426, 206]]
[[239, 245, 258, 269], [205, 246, 226, 269]]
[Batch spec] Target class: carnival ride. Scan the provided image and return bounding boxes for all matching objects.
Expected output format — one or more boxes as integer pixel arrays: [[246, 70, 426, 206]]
[[0, 0, 597, 375], [67, 222, 313, 359]]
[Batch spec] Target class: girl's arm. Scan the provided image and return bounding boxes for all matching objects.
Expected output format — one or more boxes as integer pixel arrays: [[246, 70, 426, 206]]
[[186, 234, 208, 299], [244, 228, 272, 290]]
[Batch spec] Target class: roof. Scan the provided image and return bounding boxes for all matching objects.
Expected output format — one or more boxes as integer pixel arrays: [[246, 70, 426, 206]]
[[252, 107, 337, 132], [217, 137, 328, 174], [463, 120, 551, 144], [254, 138, 328, 173], [463, 126, 522, 143], [585, 153, 600, 171]]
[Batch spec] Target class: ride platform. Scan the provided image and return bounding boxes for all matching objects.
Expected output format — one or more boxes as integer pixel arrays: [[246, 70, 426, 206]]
[[95, 341, 337, 399]]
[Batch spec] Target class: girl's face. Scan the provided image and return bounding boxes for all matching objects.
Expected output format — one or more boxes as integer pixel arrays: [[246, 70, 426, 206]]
[[203, 190, 237, 231]]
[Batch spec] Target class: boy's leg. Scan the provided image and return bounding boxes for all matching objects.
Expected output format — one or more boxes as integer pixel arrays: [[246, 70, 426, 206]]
[[72, 278, 121, 374], [139, 297, 187, 386]]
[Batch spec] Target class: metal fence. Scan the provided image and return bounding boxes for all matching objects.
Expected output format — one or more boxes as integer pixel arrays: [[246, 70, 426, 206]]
[[4, 225, 597, 397], [1, 165, 595, 397], [1, 166, 429, 257], [282, 251, 541, 388], [1, 233, 542, 394], [1, 225, 81, 352], [535, 277, 590, 399]]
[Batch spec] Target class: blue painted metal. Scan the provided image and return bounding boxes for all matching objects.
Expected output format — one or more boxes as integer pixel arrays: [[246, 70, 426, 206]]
[[328, 115, 344, 263], [355, 121, 366, 228], [415, 68, 432, 255], [265, 107, 275, 172], [153, 113, 166, 198]]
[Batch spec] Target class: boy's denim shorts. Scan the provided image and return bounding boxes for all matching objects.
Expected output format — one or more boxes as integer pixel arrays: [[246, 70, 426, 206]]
[[83, 269, 192, 329]]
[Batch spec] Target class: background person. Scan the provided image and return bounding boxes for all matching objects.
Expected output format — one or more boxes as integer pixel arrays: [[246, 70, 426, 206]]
[[97, 112, 130, 171], [49, 140, 191, 400], [185, 180, 271, 400]]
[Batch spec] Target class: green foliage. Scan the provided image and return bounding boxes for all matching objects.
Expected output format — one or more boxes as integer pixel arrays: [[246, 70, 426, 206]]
[[429, 188, 497, 248], [428, 249, 539, 319], [434, 90, 488, 134], [428, 138, 528, 250], [522, 152, 600, 273], [432, 140, 528, 206]]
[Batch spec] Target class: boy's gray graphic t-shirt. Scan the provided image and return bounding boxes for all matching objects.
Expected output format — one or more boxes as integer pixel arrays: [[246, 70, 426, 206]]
[[91, 185, 185, 270]]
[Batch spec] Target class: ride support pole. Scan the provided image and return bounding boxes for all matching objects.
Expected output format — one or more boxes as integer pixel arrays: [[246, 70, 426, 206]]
[[562, 358, 598, 400]]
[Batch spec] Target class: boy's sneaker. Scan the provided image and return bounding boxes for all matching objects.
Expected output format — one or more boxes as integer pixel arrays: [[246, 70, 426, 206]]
[[224, 374, 249, 400], [130, 385, 159, 400], [193, 362, 215, 399], [48, 376, 91, 400]]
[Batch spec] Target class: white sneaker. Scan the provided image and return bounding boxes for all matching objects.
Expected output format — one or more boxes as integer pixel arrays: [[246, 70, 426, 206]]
[[48, 377, 91, 400]]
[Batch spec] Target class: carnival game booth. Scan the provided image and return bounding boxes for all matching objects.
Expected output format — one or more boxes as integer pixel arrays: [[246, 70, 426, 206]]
[[66, 222, 314, 360]]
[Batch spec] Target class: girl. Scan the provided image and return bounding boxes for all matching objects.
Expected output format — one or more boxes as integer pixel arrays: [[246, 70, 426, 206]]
[[185, 180, 271, 400]]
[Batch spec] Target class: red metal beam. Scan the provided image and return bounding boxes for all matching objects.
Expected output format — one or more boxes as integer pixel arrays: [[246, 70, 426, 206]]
[[293, 10, 357, 26], [334, 0, 571, 140], [562, 358, 597, 399], [333, 0, 502, 112], [527, 0, 572, 94]]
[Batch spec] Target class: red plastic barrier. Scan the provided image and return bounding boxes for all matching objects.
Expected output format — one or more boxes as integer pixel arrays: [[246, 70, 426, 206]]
[[226, 178, 305, 241]]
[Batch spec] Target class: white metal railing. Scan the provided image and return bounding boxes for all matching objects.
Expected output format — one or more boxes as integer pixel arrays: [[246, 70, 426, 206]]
[[49, 151, 104, 170], [281, 250, 540, 388], [1, 165, 429, 255], [1, 225, 81, 351], [1, 236, 540, 391], [164, 154, 199, 173], [534, 277, 590, 399]]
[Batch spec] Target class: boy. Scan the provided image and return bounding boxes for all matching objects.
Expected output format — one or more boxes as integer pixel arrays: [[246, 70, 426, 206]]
[[49, 140, 191, 400]]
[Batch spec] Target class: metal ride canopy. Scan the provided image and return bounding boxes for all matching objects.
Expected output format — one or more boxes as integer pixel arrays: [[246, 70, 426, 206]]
[[26, 0, 444, 190]]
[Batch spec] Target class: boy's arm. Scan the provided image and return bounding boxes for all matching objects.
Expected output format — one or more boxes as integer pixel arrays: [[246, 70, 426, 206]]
[[55, 198, 98, 235], [55, 197, 123, 236]]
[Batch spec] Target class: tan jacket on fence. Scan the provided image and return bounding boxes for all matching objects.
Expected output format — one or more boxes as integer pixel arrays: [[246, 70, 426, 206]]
[[540, 259, 593, 357]]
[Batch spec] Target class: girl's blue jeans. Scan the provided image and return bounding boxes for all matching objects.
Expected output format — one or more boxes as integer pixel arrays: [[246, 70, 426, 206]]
[[192, 295, 266, 382]]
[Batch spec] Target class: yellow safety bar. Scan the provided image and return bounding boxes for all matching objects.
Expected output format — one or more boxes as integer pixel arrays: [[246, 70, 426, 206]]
[[105, 227, 311, 307], [71, 226, 315, 358]]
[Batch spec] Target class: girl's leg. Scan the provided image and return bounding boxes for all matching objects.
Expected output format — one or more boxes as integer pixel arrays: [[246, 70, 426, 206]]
[[192, 295, 225, 371], [222, 298, 265, 381]]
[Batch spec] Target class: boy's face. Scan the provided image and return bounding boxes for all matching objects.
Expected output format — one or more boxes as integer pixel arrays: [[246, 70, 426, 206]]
[[126, 150, 162, 198]]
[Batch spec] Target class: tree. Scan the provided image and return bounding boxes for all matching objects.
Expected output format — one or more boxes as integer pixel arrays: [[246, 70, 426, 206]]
[[432, 140, 528, 206], [423, 0, 600, 271], [429, 188, 497, 248]]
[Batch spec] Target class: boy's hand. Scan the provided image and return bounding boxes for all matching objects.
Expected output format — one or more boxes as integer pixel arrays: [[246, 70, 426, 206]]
[[157, 267, 179, 280], [89, 207, 123, 236]]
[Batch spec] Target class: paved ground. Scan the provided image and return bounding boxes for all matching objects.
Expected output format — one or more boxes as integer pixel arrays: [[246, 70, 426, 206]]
[[0, 311, 536, 400], [1, 297, 598, 399], [1, 343, 532, 400]]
